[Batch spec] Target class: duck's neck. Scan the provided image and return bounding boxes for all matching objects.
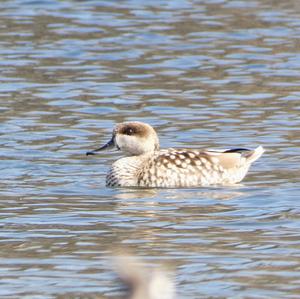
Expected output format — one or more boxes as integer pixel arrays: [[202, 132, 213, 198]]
[[124, 149, 156, 157], [107, 154, 151, 187]]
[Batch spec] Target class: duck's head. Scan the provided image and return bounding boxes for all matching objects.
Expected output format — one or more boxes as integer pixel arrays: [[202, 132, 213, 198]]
[[86, 121, 160, 156]]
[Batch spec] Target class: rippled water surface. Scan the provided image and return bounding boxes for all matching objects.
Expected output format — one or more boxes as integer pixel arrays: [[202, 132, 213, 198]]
[[1, 0, 300, 298]]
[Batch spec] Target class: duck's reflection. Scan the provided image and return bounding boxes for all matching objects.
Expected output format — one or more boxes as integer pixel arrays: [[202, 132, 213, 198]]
[[112, 186, 245, 201], [108, 187, 247, 252]]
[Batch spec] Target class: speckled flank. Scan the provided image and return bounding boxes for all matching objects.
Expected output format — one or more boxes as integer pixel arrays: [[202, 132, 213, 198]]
[[88, 121, 264, 188]]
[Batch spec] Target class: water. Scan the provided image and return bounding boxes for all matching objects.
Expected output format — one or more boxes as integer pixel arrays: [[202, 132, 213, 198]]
[[1, 0, 300, 298]]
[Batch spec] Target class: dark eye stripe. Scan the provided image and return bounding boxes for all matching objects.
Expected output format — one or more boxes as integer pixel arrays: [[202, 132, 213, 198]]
[[122, 127, 134, 135], [121, 126, 136, 135], [126, 128, 134, 135]]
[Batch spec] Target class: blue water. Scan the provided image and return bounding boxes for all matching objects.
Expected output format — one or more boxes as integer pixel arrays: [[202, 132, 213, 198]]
[[0, 0, 300, 298]]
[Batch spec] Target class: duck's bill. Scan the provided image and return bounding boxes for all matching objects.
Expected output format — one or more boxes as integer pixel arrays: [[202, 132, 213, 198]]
[[86, 137, 116, 155]]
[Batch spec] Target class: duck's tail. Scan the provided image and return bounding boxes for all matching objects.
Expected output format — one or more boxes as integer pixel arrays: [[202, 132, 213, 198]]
[[245, 146, 265, 164]]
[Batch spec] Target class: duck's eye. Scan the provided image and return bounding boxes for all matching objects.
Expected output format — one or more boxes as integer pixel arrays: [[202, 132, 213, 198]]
[[125, 127, 135, 135]]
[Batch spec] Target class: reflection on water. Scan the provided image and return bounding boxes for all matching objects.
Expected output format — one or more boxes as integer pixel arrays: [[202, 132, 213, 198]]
[[1, 0, 300, 298]]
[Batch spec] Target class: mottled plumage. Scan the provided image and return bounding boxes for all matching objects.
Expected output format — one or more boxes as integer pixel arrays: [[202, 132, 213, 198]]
[[87, 121, 264, 188]]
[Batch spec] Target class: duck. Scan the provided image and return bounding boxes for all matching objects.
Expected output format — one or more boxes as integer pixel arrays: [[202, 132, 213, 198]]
[[115, 254, 175, 299], [86, 121, 264, 188]]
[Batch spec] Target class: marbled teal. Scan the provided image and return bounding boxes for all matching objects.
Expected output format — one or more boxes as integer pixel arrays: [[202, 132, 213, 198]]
[[87, 121, 264, 188]]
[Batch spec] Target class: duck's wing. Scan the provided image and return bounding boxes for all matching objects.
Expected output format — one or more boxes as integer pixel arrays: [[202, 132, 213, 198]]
[[142, 146, 264, 187], [157, 146, 264, 170]]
